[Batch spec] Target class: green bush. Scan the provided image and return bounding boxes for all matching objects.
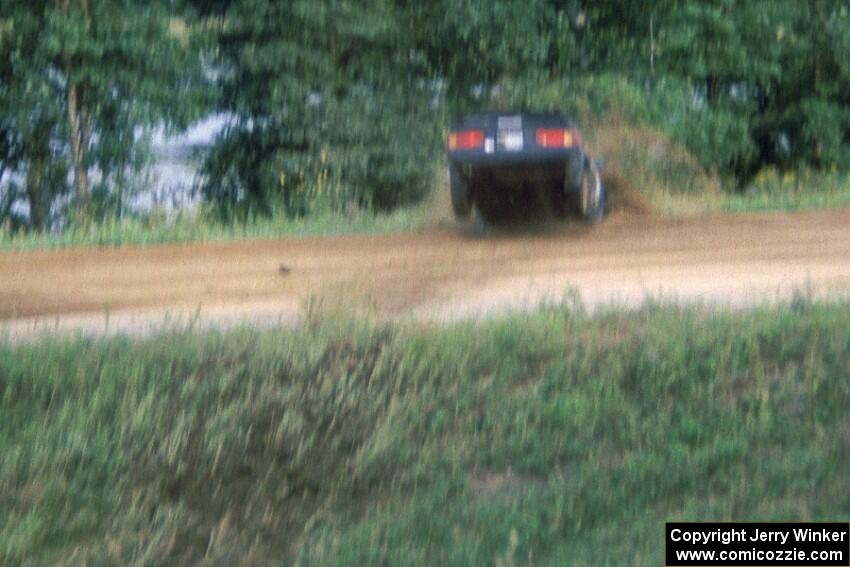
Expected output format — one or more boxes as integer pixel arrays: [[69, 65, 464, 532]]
[[200, 89, 440, 220]]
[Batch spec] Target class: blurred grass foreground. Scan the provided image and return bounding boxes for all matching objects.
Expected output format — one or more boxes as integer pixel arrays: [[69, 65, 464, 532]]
[[2, 300, 849, 565]]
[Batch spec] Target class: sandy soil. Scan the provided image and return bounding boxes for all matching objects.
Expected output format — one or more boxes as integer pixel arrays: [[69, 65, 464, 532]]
[[2, 208, 850, 340]]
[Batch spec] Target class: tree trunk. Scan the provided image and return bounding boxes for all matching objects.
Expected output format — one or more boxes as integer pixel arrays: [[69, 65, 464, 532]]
[[706, 75, 719, 104], [67, 81, 90, 203], [63, 0, 92, 205], [25, 155, 47, 230]]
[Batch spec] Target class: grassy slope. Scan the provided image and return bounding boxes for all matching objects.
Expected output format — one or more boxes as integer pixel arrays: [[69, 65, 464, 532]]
[[2, 301, 849, 565]]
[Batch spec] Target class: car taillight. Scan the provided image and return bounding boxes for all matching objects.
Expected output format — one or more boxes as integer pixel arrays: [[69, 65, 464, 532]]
[[536, 128, 580, 148], [447, 130, 484, 150]]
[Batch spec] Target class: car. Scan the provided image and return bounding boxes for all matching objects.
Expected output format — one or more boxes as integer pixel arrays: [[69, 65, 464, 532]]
[[446, 112, 606, 225]]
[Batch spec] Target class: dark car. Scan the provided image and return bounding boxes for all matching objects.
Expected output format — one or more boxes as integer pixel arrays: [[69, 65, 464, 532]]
[[446, 112, 606, 224]]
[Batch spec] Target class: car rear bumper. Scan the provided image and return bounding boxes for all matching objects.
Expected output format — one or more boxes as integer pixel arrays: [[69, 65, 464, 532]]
[[448, 147, 581, 168]]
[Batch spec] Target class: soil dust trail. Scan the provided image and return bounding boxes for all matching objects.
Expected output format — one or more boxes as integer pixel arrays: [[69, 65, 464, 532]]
[[2, 208, 850, 340]]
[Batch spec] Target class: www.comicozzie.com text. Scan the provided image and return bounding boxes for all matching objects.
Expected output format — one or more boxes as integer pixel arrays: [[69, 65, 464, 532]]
[[670, 527, 848, 546]]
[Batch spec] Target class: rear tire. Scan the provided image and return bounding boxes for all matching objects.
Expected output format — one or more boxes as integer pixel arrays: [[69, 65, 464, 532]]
[[579, 163, 606, 224], [449, 165, 472, 220]]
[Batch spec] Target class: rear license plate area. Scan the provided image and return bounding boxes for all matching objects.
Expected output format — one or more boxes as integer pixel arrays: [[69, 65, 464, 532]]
[[497, 116, 523, 151]]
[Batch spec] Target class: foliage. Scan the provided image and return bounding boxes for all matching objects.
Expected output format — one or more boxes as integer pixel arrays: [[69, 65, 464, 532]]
[[0, 0, 206, 229], [720, 166, 850, 212], [197, 0, 440, 220], [2, 301, 850, 564], [5, 0, 850, 230], [660, 0, 850, 179], [0, 204, 428, 251]]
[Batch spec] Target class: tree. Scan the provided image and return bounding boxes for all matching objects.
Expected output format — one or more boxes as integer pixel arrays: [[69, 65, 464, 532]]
[[0, 0, 206, 228], [766, 0, 850, 169], [0, 4, 69, 229], [658, 0, 850, 176], [409, 0, 578, 111], [200, 0, 439, 218]]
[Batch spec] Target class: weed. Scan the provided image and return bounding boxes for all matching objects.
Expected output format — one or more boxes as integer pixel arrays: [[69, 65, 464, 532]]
[[2, 301, 849, 565]]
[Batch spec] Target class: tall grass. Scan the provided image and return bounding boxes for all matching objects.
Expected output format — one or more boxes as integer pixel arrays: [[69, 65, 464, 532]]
[[0, 206, 427, 252], [2, 301, 849, 565], [720, 167, 850, 213], [587, 117, 850, 217]]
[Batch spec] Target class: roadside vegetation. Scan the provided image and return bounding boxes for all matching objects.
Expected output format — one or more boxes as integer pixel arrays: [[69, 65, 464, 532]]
[[3, 299, 849, 565], [6, 119, 850, 251], [5, 143, 850, 251], [588, 116, 850, 218], [0, 206, 427, 252], [4, 1, 850, 248]]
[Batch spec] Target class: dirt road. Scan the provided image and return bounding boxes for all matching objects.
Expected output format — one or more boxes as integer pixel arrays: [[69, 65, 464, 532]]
[[3, 208, 850, 339]]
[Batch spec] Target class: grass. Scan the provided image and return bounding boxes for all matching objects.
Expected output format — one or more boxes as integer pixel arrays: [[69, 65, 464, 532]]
[[7, 177, 848, 255], [6, 130, 850, 253], [0, 206, 428, 252], [719, 168, 850, 213], [2, 300, 849, 565], [588, 117, 850, 217]]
